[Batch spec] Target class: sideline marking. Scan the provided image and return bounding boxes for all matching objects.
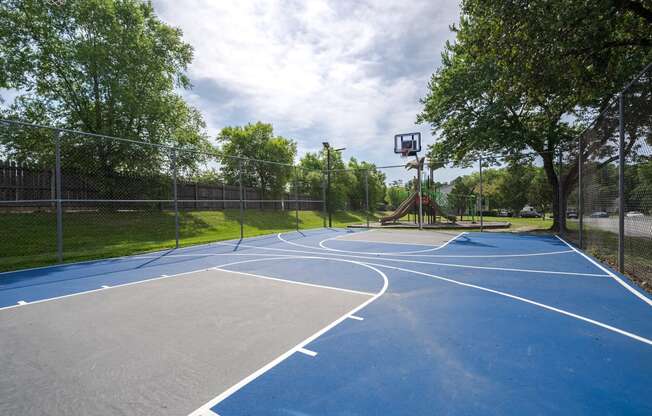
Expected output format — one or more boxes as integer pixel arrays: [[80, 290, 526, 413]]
[[187, 260, 389, 416], [364, 261, 652, 347], [555, 235, 652, 307], [297, 347, 318, 357], [212, 266, 375, 297], [349, 315, 364, 321]]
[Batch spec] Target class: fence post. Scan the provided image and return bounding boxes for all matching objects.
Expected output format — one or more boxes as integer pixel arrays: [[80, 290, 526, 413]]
[[55, 131, 63, 262], [578, 134, 583, 249], [365, 169, 370, 228], [558, 148, 563, 237], [294, 166, 299, 232], [479, 155, 483, 232], [172, 149, 179, 249], [239, 159, 244, 239], [322, 173, 327, 228], [618, 93, 625, 273], [417, 157, 423, 230]]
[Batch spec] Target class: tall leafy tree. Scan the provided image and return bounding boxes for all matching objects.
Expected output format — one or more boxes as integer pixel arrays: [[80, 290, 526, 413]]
[[0, 0, 210, 175], [418, 0, 652, 230], [346, 158, 387, 212], [216, 122, 296, 199]]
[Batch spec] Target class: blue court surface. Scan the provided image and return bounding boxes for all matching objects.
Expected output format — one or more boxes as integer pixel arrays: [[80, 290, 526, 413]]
[[2, 229, 652, 415]]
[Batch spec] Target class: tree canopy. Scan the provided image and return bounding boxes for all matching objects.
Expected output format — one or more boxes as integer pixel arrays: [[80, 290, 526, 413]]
[[216, 122, 297, 198], [418, 0, 652, 229], [0, 0, 210, 173]]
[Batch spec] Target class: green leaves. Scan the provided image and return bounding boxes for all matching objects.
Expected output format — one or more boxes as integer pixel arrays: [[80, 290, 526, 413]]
[[418, 0, 652, 227], [216, 122, 297, 198], [0, 0, 208, 173]]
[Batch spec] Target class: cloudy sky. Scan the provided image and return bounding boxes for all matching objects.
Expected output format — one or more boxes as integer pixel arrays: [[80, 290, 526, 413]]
[[151, 0, 463, 182]]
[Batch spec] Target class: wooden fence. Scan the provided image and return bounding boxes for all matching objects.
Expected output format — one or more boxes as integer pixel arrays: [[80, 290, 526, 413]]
[[0, 161, 321, 211]]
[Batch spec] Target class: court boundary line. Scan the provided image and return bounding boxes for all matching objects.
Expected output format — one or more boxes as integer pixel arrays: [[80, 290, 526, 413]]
[[187, 260, 389, 416], [555, 235, 652, 307], [0, 255, 377, 312], [0, 265, 221, 312], [364, 262, 652, 347], [210, 241, 608, 278], [0, 227, 346, 277], [277, 231, 575, 258]]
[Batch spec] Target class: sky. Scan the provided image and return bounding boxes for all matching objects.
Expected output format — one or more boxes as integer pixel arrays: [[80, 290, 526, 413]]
[[150, 0, 466, 183], [1, 0, 468, 184]]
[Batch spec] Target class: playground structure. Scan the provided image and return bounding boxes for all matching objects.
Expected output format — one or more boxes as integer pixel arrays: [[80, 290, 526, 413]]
[[380, 133, 476, 227]]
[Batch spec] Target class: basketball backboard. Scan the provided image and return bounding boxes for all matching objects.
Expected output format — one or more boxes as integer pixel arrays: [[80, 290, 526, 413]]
[[394, 132, 421, 157]]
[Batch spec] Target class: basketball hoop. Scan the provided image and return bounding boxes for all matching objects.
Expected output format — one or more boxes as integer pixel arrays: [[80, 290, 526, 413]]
[[394, 132, 421, 157]]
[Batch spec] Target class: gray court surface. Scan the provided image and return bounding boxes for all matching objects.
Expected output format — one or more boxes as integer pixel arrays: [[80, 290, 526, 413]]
[[0, 269, 370, 416], [336, 229, 460, 246]]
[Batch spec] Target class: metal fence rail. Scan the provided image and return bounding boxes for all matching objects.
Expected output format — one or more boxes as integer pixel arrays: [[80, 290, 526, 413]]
[[566, 63, 652, 288], [0, 120, 326, 271]]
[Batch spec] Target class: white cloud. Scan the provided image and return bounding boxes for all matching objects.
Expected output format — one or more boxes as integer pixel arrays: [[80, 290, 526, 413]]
[[153, 0, 463, 182]]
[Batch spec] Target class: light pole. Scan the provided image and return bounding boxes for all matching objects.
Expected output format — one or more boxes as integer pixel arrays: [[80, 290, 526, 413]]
[[322, 142, 345, 228]]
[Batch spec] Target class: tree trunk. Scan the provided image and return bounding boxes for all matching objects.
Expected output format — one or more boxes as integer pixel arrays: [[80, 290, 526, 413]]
[[541, 152, 562, 231]]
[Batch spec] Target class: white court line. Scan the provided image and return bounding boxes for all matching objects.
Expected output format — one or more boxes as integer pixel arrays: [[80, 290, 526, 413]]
[[101, 285, 110, 289], [363, 261, 652, 347], [555, 235, 652, 307], [297, 347, 318, 357], [0, 265, 224, 312], [277, 231, 462, 255], [17, 300, 27, 305], [278, 231, 575, 258], [212, 266, 375, 297], [349, 315, 364, 321], [211, 241, 608, 278], [187, 259, 389, 416], [315, 231, 467, 255]]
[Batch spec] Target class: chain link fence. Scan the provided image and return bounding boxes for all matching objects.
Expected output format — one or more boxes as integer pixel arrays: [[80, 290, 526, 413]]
[[566, 63, 652, 289], [0, 121, 325, 271]]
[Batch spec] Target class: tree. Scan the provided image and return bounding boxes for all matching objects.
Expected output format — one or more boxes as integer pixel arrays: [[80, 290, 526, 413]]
[[216, 122, 296, 199], [346, 158, 387, 212], [497, 162, 535, 214], [528, 168, 554, 217], [418, 0, 652, 230], [0, 0, 210, 176], [386, 180, 409, 209], [449, 178, 472, 220]]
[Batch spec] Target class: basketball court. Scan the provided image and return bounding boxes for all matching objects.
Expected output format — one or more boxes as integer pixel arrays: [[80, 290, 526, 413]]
[[1, 228, 651, 415]]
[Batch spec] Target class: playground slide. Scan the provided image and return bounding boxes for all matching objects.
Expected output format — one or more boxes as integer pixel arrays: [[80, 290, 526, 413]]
[[381, 191, 458, 224], [432, 202, 458, 223], [380, 191, 418, 224]]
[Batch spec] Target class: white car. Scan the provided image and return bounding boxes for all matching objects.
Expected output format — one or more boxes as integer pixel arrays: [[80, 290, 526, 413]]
[[626, 211, 644, 218]]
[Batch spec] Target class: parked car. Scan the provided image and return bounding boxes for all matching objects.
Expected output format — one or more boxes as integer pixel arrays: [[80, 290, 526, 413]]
[[520, 210, 541, 218], [590, 211, 609, 218], [566, 209, 578, 219], [497, 209, 512, 217], [626, 211, 644, 218]]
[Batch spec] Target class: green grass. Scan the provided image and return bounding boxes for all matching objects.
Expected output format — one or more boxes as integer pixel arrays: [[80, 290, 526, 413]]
[[480, 215, 553, 231], [397, 213, 554, 231], [0, 209, 381, 272]]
